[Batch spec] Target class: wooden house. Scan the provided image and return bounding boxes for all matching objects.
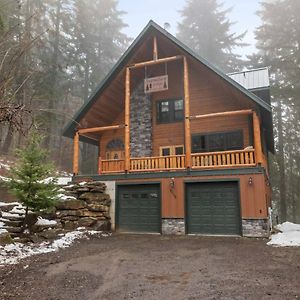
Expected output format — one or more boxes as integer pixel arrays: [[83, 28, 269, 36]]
[[63, 21, 273, 237]]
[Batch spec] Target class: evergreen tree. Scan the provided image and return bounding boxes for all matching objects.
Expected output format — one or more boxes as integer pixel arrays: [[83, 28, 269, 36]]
[[177, 0, 246, 72], [249, 0, 300, 222], [8, 131, 59, 222]]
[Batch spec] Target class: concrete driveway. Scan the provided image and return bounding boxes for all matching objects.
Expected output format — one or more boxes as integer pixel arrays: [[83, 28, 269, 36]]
[[0, 234, 299, 300]]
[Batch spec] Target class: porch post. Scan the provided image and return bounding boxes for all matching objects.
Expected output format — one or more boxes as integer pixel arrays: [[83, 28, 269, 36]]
[[124, 67, 131, 172], [153, 36, 158, 60], [73, 131, 79, 175], [183, 56, 192, 169], [253, 111, 263, 165]]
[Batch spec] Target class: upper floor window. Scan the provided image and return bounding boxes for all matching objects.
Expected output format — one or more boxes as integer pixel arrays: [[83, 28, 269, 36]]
[[192, 130, 243, 153], [157, 99, 184, 124]]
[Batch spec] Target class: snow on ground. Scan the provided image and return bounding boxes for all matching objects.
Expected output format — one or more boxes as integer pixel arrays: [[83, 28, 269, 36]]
[[42, 177, 72, 185], [268, 222, 300, 247], [57, 193, 76, 201], [0, 229, 111, 266]]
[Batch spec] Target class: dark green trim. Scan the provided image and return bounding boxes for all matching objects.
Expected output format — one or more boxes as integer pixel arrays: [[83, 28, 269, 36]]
[[72, 167, 264, 182], [63, 20, 272, 140]]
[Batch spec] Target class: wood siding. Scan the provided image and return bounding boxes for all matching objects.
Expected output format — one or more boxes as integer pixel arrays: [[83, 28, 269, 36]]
[[117, 172, 269, 219]]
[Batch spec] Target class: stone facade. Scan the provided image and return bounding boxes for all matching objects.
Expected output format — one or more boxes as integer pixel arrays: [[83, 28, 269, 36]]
[[242, 218, 270, 237], [162, 218, 185, 235], [130, 82, 152, 157]]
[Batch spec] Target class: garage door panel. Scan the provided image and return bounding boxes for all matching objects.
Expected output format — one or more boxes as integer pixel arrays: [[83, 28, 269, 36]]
[[117, 184, 161, 233], [187, 182, 241, 235]]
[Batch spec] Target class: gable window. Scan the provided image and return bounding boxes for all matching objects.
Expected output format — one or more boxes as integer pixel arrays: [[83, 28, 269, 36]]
[[192, 130, 243, 153], [157, 99, 184, 123]]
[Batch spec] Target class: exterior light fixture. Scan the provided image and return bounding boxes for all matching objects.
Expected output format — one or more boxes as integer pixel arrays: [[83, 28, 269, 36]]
[[248, 177, 253, 185]]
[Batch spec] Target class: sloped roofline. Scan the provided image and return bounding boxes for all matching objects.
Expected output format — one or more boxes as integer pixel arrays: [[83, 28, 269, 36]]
[[63, 20, 272, 138]]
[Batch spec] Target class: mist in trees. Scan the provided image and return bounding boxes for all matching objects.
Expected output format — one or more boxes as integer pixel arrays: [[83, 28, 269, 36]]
[[0, 0, 299, 222]]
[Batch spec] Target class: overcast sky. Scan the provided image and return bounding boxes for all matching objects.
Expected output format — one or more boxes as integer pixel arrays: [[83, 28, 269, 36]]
[[118, 0, 261, 58]]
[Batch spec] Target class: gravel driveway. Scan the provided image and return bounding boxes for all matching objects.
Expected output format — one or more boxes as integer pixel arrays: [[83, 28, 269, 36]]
[[0, 234, 299, 300]]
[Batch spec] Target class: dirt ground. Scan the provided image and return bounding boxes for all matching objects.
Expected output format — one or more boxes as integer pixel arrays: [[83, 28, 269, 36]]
[[0, 234, 299, 300]]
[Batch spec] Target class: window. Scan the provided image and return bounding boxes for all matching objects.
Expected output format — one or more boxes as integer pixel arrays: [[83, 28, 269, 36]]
[[160, 145, 184, 156], [157, 99, 184, 123], [192, 131, 243, 153]]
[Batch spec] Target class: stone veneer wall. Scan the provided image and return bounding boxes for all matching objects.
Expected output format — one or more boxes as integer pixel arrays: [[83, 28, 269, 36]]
[[242, 219, 270, 237], [130, 82, 152, 157], [162, 218, 185, 235]]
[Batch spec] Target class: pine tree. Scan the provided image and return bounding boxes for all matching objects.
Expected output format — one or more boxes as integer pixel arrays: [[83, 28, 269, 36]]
[[249, 0, 300, 222], [177, 0, 246, 72], [8, 131, 59, 222]]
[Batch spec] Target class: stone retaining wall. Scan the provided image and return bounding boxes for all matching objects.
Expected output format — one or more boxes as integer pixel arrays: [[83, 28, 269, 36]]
[[242, 219, 269, 237]]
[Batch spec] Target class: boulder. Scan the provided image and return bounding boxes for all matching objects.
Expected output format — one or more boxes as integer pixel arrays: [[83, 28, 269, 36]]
[[0, 203, 19, 212], [62, 220, 79, 230], [87, 204, 109, 212], [56, 199, 86, 210], [78, 217, 97, 227], [79, 192, 110, 203], [56, 209, 83, 218], [61, 216, 79, 221], [1, 219, 23, 227], [0, 231, 14, 245], [93, 221, 110, 231], [38, 229, 61, 240], [4, 226, 23, 233], [78, 209, 105, 218]]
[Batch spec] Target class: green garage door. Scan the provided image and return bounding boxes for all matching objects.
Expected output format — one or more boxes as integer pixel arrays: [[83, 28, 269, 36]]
[[186, 182, 241, 235], [117, 184, 161, 233]]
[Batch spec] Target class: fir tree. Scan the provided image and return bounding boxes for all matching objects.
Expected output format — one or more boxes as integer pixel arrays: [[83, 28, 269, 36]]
[[177, 0, 246, 72], [8, 131, 59, 223]]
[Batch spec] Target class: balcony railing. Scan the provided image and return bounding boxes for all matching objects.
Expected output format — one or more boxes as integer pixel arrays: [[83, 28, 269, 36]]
[[98, 149, 256, 174]]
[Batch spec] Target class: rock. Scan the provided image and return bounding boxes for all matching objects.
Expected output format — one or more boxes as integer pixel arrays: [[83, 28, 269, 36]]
[[1, 213, 24, 221], [79, 192, 110, 203], [87, 204, 109, 212], [56, 199, 86, 210], [56, 210, 83, 218], [62, 220, 79, 230], [1, 219, 23, 227], [38, 229, 61, 240], [4, 226, 23, 233], [93, 221, 110, 231], [0, 203, 19, 212], [76, 187, 90, 193], [0, 232, 14, 245], [61, 216, 79, 221], [78, 217, 97, 227], [78, 209, 105, 218], [86, 181, 106, 188]]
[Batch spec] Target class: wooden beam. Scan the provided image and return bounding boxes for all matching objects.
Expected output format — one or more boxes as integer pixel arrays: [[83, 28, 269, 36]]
[[124, 67, 130, 171], [190, 109, 253, 120], [78, 124, 125, 134], [73, 131, 79, 175], [153, 36, 158, 60], [129, 55, 182, 69], [183, 56, 192, 169], [253, 111, 264, 165]]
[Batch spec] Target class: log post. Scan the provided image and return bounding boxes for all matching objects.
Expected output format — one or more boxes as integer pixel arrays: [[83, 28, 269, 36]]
[[124, 67, 130, 172], [73, 131, 79, 175], [183, 56, 191, 169], [153, 36, 158, 60], [253, 111, 263, 165]]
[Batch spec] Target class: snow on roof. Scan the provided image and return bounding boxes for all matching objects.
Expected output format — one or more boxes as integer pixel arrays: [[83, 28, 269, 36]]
[[227, 67, 270, 90]]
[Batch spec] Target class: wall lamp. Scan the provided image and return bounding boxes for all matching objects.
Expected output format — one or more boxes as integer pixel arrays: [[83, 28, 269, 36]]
[[248, 176, 253, 185]]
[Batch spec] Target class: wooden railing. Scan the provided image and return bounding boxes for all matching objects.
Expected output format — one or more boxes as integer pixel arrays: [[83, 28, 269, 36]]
[[98, 149, 256, 174], [191, 149, 256, 169], [99, 159, 125, 173], [130, 155, 185, 172]]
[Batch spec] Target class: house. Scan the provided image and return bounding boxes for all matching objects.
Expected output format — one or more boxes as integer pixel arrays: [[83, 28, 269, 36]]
[[63, 21, 273, 237]]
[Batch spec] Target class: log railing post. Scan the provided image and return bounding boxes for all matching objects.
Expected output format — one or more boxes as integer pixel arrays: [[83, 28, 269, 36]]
[[73, 131, 79, 175], [124, 67, 130, 172], [253, 111, 263, 165], [183, 56, 191, 169]]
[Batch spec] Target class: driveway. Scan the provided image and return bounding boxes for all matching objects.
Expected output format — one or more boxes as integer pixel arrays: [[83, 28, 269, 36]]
[[0, 234, 299, 300]]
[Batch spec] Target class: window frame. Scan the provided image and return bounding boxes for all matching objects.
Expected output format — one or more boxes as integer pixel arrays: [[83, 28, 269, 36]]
[[156, 98, 184, 124], [159, 145, 184, 156]]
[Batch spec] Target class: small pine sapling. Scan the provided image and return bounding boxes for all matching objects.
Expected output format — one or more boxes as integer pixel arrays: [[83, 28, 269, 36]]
[[8, 132, 59, 230]]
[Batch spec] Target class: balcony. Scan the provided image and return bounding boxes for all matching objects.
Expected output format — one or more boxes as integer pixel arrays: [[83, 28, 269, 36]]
[[98, 149, 256, 174]]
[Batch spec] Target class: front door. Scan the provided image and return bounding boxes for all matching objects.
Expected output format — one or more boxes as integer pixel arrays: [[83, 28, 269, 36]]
[[106, 150, 124, 160]]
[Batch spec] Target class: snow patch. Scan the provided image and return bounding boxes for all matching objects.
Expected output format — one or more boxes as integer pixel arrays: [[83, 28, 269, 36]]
[[0, 229, 110, 266], [0, 228, 8, 234], [42, 177, 72, 185], [35, 217, 57, 226], [57, 193, 76, 201], [268, 222, 300, 247], [0, 202, 20, 207]]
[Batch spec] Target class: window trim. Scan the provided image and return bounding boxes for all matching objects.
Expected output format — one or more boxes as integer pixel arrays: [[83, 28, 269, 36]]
[[156, 98, 184, 124]]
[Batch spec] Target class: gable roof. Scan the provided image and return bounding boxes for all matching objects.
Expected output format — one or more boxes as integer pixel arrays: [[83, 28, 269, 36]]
[[63, 20, 274, 151]]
